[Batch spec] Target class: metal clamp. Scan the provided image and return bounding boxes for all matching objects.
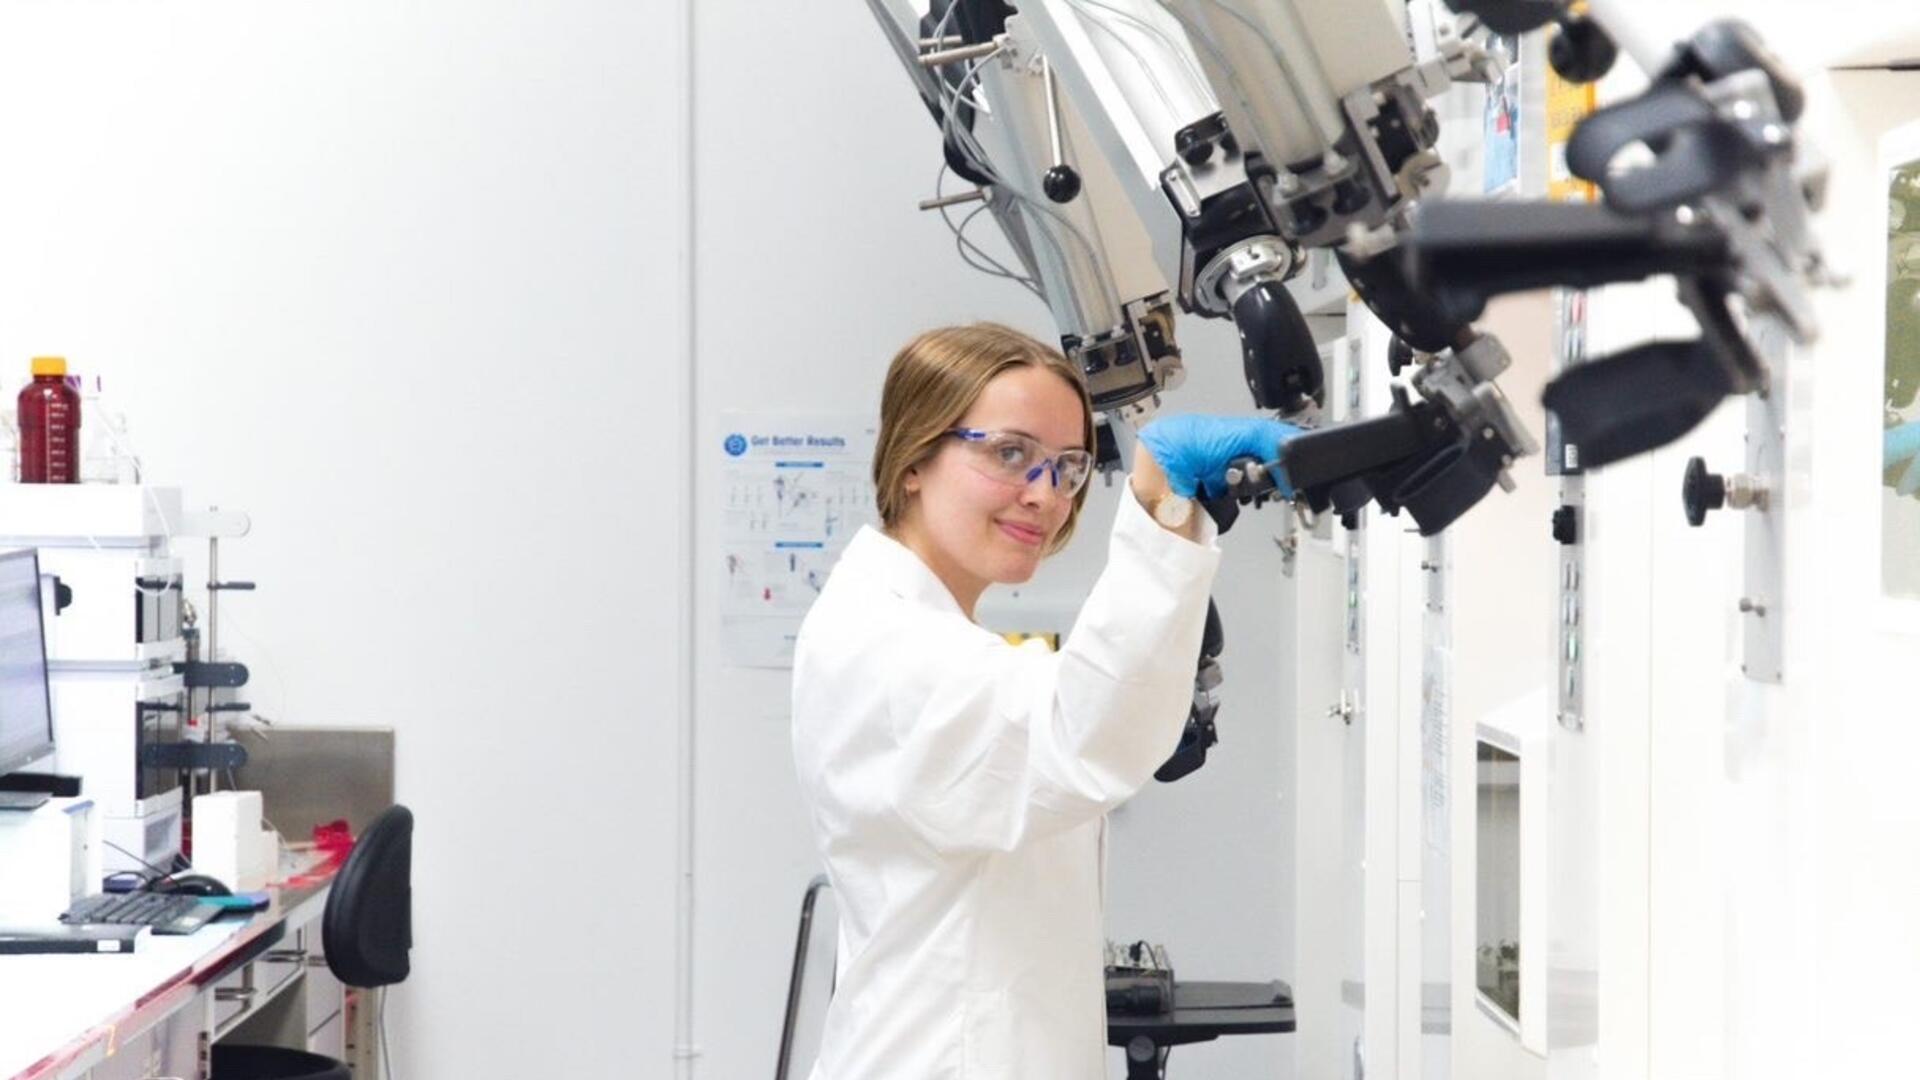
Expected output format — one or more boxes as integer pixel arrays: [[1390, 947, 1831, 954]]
[[917, 38, 1000, 69]]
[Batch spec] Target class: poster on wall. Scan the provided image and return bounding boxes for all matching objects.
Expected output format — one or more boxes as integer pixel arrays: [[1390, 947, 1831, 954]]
[[1482, 31, 1522, 195], [719, 413, 878, 668], [1885, 152, 1920, 601], [1543, 36, 1597, 206]]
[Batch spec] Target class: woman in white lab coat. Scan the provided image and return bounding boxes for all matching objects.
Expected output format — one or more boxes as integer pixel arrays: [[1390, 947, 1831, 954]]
[[792, 323, 1297, 1079]]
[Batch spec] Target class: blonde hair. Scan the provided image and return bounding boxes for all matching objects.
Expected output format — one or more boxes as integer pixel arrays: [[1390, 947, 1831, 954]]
[[873, 323, 1096, 555]]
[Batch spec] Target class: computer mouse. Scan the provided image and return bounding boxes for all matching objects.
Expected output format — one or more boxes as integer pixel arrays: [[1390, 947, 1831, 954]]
[[155, 873, 233, 898]]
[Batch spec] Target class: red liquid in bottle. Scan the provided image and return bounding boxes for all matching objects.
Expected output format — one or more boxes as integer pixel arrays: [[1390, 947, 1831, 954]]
[[18, 356, 80, 483]]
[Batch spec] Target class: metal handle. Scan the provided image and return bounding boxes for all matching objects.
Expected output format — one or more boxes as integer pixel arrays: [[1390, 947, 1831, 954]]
[[1044, 58, 1063, 168], [263, 948, 308, 964], [917, 39, 998, 68], [917, 189, 987, 212], [215, 986, 257, 1004]]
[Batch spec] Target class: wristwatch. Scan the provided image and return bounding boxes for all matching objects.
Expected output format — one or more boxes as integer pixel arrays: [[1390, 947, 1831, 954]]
[[1151, 489, 1195, 529]]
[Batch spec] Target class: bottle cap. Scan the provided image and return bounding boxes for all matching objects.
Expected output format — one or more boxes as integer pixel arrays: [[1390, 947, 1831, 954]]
[[31, 357, 67, 377]]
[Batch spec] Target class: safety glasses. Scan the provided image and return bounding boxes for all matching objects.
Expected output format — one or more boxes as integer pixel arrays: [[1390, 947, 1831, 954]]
[[946, 428, 1094, 496]]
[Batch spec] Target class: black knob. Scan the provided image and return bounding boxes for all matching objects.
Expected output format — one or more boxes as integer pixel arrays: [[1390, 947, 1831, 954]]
[[1175, 128, 1214, 167], [1682, 456, 1727, 527], [1231, 278, 1323, 412], [1552, 505, 1579, 545], [1042, 165, 1082, 203], [1387, 337, 1415, 377], [1332, 179, 1371, 216], [1549, 14, 1619, 84]]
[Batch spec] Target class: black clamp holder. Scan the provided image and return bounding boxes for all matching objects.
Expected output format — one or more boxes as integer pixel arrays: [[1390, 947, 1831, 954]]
[[140, 742, 250, 771], [1155, 601, 1224, 784], [175, 661, 251, 689]]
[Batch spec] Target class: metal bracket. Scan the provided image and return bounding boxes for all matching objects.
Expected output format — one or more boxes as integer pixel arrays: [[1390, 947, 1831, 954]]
[[1740, 326, 1788, 683], [140, 741, 250, 771], [176, 661, 250, 689]]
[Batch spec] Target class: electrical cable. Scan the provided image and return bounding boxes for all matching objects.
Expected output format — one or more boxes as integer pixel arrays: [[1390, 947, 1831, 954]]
[[937, 50, 1006, 182], [1153, 0, 1345, 157], [956, 206, 1047, 299], [1066, 0, 1211, 115], [926, 5, 990, 117], [1188, 0, 1347, 149], [934, 39, 1126, 326], [103, 868, 155, 890], [101, 839, 181, 889], [940, 56, 1119, 318], [1151, 0, 1261, 112], [934, 163, 1044, 296]]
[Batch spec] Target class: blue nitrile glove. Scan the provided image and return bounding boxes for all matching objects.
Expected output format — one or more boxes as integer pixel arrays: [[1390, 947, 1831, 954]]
[[1137, 414, 1304, 501], [1887, 420, 1920, 497]]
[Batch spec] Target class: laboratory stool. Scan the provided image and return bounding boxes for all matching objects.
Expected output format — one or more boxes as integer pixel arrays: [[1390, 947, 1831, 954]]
[[212, 804, 414, 1080]]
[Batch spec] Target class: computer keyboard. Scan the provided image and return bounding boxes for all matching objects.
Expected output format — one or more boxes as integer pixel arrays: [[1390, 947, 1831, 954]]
[[61, 891, 220, 935]]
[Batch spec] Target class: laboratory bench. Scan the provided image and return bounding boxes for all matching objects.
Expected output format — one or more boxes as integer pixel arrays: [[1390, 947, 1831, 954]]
[[0, 847, 380, 1080]]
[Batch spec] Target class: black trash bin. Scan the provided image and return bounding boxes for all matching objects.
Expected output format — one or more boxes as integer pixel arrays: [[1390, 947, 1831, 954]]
[[211, 1045, 349, 1080]]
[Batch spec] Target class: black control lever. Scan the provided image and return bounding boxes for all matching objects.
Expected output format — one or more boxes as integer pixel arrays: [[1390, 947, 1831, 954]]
[[1338, 246, 1467, 354], [1212, 398, 1518, 536], [1403, 201, 1730, 327], [1542, 340, 1736, 469], [1361, 416, 1512, 535], [1233, 278, 1323, 413], [1155, 600, 1224, 784], [1441, 0, 1565, 35]]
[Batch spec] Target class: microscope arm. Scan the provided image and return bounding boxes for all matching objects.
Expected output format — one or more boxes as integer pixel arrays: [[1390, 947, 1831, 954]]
[[867, 0, 1191, 421]]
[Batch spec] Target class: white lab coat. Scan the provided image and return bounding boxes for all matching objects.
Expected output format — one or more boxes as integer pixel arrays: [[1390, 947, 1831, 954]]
[[791, 491, 1221, 1079]]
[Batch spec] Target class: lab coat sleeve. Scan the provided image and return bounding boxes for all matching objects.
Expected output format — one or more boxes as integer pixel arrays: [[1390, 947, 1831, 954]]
[[889, 492, 1222, 855]]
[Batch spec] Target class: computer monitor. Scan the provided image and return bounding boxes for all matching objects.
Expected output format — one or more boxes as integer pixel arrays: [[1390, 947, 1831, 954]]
[[0, 549, 54, 779]]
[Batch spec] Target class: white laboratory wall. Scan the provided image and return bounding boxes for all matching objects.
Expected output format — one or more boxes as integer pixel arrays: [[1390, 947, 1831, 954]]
[[1796, 68, 1920, 1079], [1571, 45, 1920, 1080], [1445, 295, 1558, 1080], [0, 2, 684, 1077], [688, 5, 1296, 1078]]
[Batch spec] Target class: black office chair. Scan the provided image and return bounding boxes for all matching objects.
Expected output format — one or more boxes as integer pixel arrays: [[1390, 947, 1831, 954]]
[[212, 804, 414, 1080], [775, 874, 836, 1080]]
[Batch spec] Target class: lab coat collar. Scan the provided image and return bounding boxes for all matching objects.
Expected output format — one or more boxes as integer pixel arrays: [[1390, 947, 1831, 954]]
[[842, 525, 971, 619]]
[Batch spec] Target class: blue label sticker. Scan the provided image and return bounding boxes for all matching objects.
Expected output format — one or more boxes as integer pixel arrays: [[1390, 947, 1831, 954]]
[[724, 433, 749, 457]]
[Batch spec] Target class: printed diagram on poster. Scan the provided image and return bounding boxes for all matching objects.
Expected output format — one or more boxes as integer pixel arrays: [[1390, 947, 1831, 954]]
[[720, 413, 878, 667]]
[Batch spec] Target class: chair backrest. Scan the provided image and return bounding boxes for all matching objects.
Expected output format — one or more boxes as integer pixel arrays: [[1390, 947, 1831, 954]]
[[775, 874, 838, 1080], [322, 804, 413, 989]]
